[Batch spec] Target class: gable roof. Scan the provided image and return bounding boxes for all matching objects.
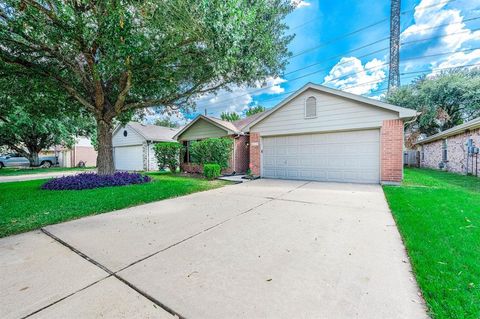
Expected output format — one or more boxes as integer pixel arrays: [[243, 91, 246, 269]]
[[232, 111, 267, 131], [173, 115, 241, 140], [116, 122, 179, 142], [244, 83, 419, 131], [173, 112, 269, 140], [416, 117, 480, 145]]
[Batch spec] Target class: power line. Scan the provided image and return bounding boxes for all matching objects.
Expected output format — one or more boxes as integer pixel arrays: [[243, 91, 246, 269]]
[[290, 14, 479, 62], [200, 61, 480, 115], [204, 29, 479, 109], [287, 0, 457, 33]]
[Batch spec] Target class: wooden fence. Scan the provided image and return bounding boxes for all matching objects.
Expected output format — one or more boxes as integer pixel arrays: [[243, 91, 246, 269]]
[[404, 150, 420, 167]]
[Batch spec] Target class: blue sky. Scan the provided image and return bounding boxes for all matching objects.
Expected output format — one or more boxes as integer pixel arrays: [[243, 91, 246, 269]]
[[154, 0, 480, 124]]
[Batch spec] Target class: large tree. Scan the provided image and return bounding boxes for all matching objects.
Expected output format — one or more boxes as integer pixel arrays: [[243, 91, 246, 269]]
[[0, 1, 293, 174], [0, 74, 94, 166], [385, 69, 480, 144]]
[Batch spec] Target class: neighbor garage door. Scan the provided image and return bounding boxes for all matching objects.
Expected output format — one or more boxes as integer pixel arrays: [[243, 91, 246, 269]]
[[114, 145, 143, 171], [262, 129, 380, 183]]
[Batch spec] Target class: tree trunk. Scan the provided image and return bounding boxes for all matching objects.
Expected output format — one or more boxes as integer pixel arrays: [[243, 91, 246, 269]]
[[26, 152, 39, 167], [96, 117, 115, 175]]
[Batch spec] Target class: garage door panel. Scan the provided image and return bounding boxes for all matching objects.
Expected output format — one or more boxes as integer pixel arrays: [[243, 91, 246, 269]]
[[114, 146, 143, 171], [262, 130, 380, 183]]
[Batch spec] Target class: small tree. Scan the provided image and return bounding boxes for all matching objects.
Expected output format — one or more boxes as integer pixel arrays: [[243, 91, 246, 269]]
[[190, 138, 233, 168], [245, 105, 266, 117], [153, 142, 182, 173], [220, 112, 241, 122], [0, 75, 94, 166]]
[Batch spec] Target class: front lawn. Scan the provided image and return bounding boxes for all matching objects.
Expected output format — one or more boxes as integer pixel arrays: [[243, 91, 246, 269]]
[[0, 166, 93, 176], [0, 173, 229, 238], [383, 169, 480, 319]]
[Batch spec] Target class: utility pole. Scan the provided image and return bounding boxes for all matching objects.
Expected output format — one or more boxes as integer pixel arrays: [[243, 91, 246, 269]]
[[388, 0, 401, 91]]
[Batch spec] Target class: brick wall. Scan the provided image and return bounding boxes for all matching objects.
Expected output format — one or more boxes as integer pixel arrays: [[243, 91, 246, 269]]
[[421, 128, 480, 175], [249, 133, 261, 176], [380, 119, 404, 183]]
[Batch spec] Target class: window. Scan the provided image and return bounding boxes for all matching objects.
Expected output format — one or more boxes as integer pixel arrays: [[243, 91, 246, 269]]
[[442, 139, 448, 162], [305, 96, 317, 118]]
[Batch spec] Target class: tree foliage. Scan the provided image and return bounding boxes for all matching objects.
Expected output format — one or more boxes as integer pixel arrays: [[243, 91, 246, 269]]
[[220, 111, 241, 122], [0, 0, 294, 174], [385, 69, 480, 143], [189, 138, 232, 168], [245, 105, 266, 117], [0, 75, 94, 166], [154, 117, 180, 128], [153, 142, 182, 173]]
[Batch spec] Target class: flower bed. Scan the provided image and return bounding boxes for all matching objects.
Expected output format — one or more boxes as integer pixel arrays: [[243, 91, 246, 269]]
[[42, 172, 151, 190]]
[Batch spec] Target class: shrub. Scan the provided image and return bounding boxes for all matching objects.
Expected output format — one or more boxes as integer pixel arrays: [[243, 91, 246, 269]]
[[153, 142, 182, 173], [42, 172, 151, 190], [190, 138, 232, 168], [204, 163, 221, 180]]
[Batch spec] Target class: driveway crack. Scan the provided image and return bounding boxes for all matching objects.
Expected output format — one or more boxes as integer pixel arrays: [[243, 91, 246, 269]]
[[38, 228, 187, 319]]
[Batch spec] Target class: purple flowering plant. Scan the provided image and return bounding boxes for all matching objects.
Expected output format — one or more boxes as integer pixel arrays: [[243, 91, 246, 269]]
[[42, 172, 151, 190]]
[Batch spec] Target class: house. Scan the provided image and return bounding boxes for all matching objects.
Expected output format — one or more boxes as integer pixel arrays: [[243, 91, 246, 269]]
[[175, 83, 417, 184], [112, 122, 179, 171], [41, 137, 97, 167], [415, 117, 480, 176], [174, 113, 263, 174]]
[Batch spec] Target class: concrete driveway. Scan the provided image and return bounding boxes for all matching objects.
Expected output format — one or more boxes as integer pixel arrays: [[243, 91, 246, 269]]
[[0, 179, 428, 319]]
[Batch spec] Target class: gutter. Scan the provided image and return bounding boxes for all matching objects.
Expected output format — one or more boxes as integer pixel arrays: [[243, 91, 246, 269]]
[[415, 118, 480, 145]]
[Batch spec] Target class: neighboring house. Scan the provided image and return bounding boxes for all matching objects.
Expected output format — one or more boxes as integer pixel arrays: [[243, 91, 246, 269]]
[[415, 117, 480, 176], [41, 137, 97, 168], [174, 113, 264, 174], [175, 83, 417, 184], [112, 122, 179, 171]]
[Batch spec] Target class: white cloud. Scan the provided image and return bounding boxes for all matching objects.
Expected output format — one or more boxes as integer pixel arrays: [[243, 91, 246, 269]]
[[401, 0, 480, 71], [193, 76, 286, 116], [323, 57, 387, 95], [292, 1, 311, 9], [430, 49, 480, 75]]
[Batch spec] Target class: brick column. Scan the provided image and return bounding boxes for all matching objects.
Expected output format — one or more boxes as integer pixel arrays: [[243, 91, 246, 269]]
[[249, 133, 261, 176], [380, 119, 404, 184]]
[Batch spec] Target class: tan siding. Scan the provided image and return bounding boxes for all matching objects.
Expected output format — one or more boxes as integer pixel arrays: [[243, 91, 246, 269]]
[[178, 118, 228, 140], [112, 125, 144, 146], [251, 89, 399, 136]]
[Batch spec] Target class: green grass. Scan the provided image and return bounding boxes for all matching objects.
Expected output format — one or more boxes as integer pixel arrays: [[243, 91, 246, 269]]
[[383, 168, 480, 319], [0, 166, 93, 176], [0, 173, 229, 238]]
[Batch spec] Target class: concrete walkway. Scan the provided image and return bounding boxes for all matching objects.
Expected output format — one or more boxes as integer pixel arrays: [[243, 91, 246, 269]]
[[0, 180, 428, 319], [0, 170, 93, 183]]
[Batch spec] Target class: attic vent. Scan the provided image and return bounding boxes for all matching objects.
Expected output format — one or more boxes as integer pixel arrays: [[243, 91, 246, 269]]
[[305, 96, 317, 118], [123, 130, 128, 137]]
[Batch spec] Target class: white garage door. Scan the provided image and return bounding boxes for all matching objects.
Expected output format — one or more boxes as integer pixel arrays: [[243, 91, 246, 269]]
[[262, 130, 380, 183], [114, 145, 144, 171]]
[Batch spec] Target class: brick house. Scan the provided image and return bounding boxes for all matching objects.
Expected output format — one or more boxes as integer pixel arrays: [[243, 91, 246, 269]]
[[174, 113, 264, 174], [416, 117, 480, 176], [175, 83, 417, 184]]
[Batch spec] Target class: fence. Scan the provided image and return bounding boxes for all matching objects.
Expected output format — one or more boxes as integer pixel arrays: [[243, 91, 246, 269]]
[[404, 150, 420, 167]]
